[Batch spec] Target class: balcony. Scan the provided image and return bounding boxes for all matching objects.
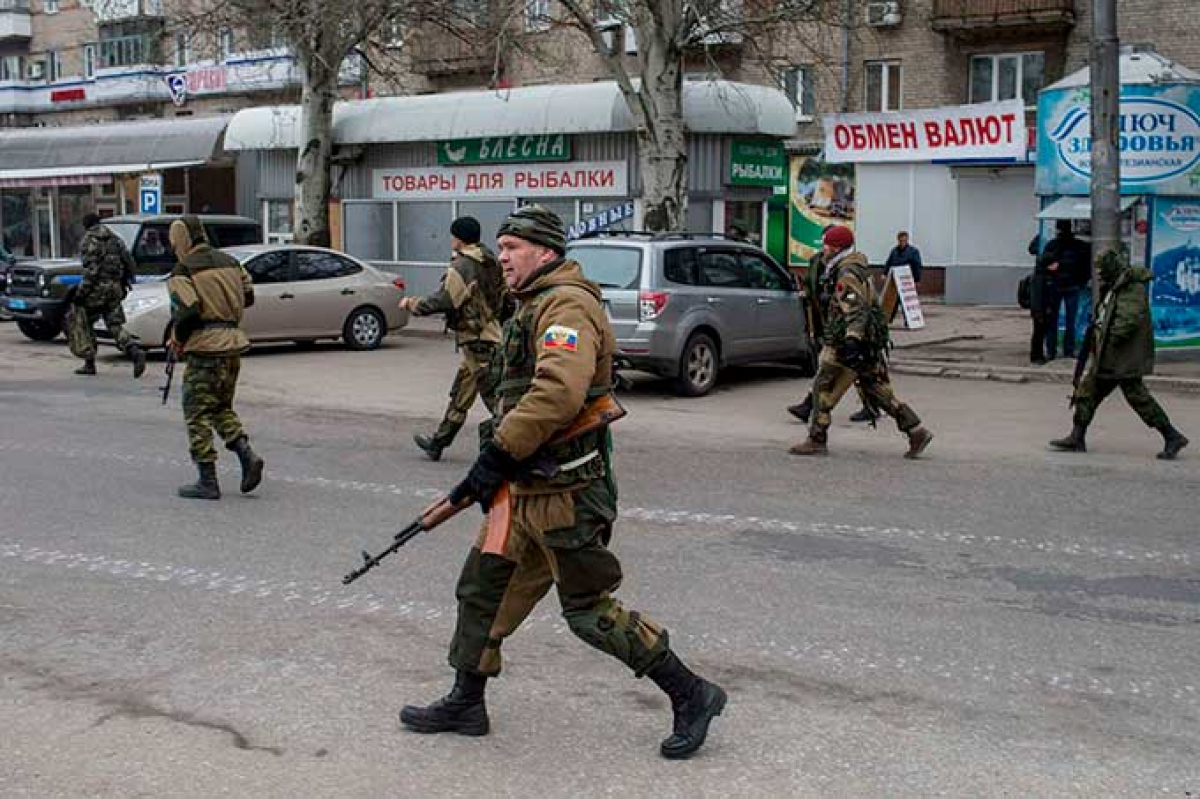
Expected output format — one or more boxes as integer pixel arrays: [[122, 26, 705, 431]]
[[0, 0, 31, 44], [932, 0, 1075, 40], [409, 32, 495, 78], [93, 0, 164, 24]]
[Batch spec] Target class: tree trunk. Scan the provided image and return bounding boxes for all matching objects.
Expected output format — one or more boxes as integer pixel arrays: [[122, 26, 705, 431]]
[[635, 31, 686, 233], [294, 53, 337, 247]]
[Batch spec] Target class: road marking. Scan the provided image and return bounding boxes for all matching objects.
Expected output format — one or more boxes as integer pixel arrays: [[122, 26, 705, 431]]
[[3, 539, 1196, 710], [0, 441, 1192, 568]]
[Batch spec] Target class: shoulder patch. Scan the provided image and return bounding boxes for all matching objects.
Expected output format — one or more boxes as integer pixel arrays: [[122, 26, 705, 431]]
[[543, 324, 579, 352]]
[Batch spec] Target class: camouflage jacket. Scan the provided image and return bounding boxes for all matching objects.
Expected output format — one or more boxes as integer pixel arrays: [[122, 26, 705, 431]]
[[168, 244, 254, 355], [492, 258, 616, 495], [77, 225, 136, 305], [413, 244, 504, 346], [825, 252, 889, 352], [1085, 266, 1156, 381]]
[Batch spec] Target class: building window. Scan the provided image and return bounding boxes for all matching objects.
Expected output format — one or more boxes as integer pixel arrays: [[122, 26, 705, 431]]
[[174, 32, 191, 67], [219, 29, 234, 62], [525, 0, 550, 32], [264, 199, 294, 244], [969, 52, 1045, 108], [1, 55, 22, 82], [865, 60, 901, 112], [100, 35, 148, 68], [783, 65, 815, 121], [83, 44, 96, 79], [47, 50, 61, 82], [44, 0, 59, 13]]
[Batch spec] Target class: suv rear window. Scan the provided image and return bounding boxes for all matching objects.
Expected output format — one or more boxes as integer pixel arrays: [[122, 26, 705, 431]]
[[207, 224, 262, 247], [569, 245, 642, 290]]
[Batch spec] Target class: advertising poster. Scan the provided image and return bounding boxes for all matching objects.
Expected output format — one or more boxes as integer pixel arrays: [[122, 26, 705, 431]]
[[788, 157, 855, 267], [1150, 196, 1200, 348]]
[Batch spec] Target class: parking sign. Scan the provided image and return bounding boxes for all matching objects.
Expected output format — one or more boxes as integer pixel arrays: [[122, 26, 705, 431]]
[[139, 174, 163, 215]]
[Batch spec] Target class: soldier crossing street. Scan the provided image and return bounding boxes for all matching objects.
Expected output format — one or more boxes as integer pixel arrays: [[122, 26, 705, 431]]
[[399, 205, 727, 760], [67, 212, 147, 378], [1050, 251, 1189, 459], [165, 216, 265, 500], [401, 216, 511, 461], [789, 225, 934, 459]]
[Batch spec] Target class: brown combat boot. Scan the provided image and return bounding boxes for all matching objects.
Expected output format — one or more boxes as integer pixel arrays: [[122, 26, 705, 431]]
[[789, 436, 828, 456], [904, 427, 934, 459]]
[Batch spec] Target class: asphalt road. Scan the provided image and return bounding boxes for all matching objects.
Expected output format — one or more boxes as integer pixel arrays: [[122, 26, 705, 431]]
[[2, 325, 1199, 797]]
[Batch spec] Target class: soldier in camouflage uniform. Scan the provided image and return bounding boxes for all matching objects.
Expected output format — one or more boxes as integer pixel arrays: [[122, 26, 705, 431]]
[[1050, 251, 1188, 459], [401, 217, 511, 461], [69, 213, 146, 377], [400, 206, 726, 760], [166, 216, 265, 500], [790, 225, 934, 458]]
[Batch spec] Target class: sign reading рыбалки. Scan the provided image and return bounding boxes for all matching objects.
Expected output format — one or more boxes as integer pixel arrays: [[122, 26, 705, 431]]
[[1036, 82, 1200, 195]]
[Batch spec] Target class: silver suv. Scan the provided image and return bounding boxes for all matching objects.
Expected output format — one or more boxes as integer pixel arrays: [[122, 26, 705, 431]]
[[566, 232, 813, 397]]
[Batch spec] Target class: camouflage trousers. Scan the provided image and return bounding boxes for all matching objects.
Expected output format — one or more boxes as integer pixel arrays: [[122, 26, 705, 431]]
[[182, 354, 246, 464], [810, 346, 920, 440], [1073, 376, 1170, 429], [67, 299, 133, 361], [432, 341, 498, 448], [449, 479, 669, 678]]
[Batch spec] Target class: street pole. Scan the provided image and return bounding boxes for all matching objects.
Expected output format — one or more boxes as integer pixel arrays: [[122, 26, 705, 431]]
[[1090, 0, 1120, 305]]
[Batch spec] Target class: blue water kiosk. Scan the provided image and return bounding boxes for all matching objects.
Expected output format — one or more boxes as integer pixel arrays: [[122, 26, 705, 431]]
[[1035, 48, 1200, 349]]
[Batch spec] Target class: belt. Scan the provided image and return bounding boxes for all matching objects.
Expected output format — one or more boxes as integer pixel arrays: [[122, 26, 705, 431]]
[[198, 321, 239, 330]]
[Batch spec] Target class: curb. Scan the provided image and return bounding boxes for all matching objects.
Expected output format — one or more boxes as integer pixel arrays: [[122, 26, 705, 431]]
[[891, 358, 1200, 395]]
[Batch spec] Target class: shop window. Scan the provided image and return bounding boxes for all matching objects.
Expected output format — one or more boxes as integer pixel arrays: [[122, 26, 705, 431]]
[[83, 45, 96, 80], [865, 60, 902, 112], [2, 191, 34, 258], [782, 65, 815, 121], [969, 52, 1044, 109], [724, 200, 763, 246], [343, 201, 394, 261], [397, 202, 452, 262], [264, 199, 294, 244], [57, 186, 95, 259]]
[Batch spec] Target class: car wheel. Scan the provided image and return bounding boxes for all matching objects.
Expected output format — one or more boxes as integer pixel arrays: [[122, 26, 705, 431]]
[[17, 319, 61, 341], [343, 307, 385, 351], [675, 332, 719, 397]]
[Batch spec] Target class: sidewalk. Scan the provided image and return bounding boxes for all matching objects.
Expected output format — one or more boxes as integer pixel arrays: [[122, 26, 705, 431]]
[[889, 302, 1200, 394]]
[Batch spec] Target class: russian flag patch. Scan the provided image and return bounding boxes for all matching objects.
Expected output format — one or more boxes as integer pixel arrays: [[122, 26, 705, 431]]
[[543, 324, 579, 352]]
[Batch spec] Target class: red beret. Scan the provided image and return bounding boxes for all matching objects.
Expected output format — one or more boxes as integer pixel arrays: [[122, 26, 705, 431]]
[[822, 225, 855, 250]]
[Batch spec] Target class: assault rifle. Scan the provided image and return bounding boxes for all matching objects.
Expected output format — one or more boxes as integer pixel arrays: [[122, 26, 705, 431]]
[[342, 394, 627, 585], [1068, 323, 1097, 408]]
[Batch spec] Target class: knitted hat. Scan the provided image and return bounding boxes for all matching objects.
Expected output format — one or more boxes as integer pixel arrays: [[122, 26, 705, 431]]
[[450, 216, 481, 244], [497, 205, 566, 254]]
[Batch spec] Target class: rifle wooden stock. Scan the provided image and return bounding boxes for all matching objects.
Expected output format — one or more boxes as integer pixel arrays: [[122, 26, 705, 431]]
[[547, 393, 626, 446]]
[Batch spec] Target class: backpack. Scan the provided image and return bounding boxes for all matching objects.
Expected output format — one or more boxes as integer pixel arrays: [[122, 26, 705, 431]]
[[1017, 273, 1032, 310]]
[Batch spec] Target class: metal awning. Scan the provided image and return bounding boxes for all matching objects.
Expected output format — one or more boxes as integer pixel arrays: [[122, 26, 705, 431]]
[[0, 116, 230, 187], [225, 81, 797, 151], [1037, 195, 1140, 220]]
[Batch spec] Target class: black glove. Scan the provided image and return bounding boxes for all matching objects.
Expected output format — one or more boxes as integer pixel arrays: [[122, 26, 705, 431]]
[[449, 443, 521, 510], [839, 338, 871, 370]]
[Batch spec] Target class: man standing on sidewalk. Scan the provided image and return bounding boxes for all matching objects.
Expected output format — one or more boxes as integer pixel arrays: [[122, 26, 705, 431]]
[[790, 225, 933, 459], [884, 230, 923, 285], [401, 217, 508, 461], [1040, 220, 1090, 360], [1050, 252, 1188, 459]]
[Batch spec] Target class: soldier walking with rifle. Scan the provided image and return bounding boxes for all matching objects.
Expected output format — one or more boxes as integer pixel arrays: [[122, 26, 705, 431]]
[[382, 206, 725, 759], [165, 216, 265, 499], [1050, 251, 1188, 459]]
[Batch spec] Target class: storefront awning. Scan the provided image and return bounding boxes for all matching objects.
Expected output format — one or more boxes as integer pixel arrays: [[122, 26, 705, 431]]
[[1037, 195, 1140, 220], [0, 116, 230, 187], [225, 81, 796, 151]]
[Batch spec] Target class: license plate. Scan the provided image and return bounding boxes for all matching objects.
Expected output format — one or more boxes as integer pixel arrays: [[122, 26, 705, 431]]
[[6, 298, 27, 310]]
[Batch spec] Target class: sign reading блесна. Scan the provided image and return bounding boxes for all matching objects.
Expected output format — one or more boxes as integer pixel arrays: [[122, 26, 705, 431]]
[[823, 100, 1026, 163], [437, 135, 571, 166], [374, 161, 627, 199]]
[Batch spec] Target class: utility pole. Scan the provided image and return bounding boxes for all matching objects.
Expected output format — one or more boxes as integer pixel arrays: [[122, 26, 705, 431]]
[[1090, 0, 1120, 304]]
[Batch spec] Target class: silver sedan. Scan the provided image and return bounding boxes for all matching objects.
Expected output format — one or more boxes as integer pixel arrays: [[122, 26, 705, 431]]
[[117, 245, 409, 350]]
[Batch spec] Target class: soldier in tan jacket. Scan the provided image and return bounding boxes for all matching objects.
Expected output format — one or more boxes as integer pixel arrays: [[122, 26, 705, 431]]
[[400, 217, 509, 460], [400, 206, 726, 760], [166, 216, 265, 500]]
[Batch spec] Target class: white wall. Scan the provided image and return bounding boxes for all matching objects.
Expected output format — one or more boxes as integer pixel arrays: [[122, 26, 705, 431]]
[[954, 167, 1039, 267], [856, 163, 956, 266]]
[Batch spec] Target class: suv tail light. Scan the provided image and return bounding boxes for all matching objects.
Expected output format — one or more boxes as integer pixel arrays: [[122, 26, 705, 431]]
[[393, 277, 407, 292], [639, 290, 668, 321]]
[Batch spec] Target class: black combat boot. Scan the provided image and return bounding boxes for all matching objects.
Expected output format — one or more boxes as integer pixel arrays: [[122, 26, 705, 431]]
[[129, 343, 147, 379], [849, 407, 878, 423], [647, 651, 727, 759], [1156, 424, 1189, 461], [904, 426, 934, 460], [399, 671, 489, 736], [1049, 424, 1088, 453], [413, 433, 445, 462], [228, 436, 265, 493], [178, 462, 220, 500], [786, 395, 812, 423], [75, 359, 96, 376]]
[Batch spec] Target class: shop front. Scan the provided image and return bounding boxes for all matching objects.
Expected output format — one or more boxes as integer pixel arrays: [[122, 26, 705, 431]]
[[816, 99, 1033, 301], [225, 81, 795, 295], [0, 116, 239, 259], [1036, 50, 1200, 348]]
